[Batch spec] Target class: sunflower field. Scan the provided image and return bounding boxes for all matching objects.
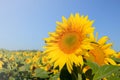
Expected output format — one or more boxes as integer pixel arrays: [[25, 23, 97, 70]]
[[0, 13, 120, 80]]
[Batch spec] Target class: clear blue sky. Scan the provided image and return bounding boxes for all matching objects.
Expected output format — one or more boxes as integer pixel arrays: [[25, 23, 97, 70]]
[[0, 0, 120, 51]]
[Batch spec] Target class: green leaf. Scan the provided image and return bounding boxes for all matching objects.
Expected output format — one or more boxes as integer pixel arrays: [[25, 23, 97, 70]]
[[112, 57, 120, 63], [106, 68, 120, 80], [78, 73, 82, 80], [34, 68, 49, 78], [9, 77, 15, 80], [93, 65, 120, 80], [19, 64, 30, 71], [49, 72, 60, 80], [85, 60, 99, 74]]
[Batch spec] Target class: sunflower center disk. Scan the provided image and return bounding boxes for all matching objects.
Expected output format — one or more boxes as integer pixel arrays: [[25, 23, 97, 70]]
[[59, 32, 80, 54], [89, 45, 105, 66]]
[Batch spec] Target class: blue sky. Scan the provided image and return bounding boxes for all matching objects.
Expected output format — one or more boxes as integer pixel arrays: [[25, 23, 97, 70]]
[[0, 0, 120, 51]]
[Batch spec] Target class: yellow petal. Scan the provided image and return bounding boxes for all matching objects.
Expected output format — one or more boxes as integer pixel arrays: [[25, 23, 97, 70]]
[[62, 16, 67, 23], [104, 48, 116, 57], [101, 43, 112, 49], [98, 36, 109, 45], [66, 59, 73, 73], [90, 33, 95, 41], [105, 58, 116, 65], [78, 56, 84, 66]]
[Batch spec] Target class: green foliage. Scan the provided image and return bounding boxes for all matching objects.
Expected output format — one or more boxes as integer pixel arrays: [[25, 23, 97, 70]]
[[0, 49, 120, 80], [49, 73, 60, 80], [0, 49, 57, 80], [85, 60, 100, 74], [34, 68, 50, 78], [86, 60, 120, 80], [107, 69, 120, 80], [93, 65, 120, 80]]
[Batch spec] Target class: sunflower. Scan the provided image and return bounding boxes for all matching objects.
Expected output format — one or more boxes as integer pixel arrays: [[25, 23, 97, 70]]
[[44, 13, 94, 73], [86, 33, 116, 66]]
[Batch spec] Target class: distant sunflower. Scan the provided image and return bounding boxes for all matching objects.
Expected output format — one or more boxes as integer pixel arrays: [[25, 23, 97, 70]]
[[44, 13, 94, 73], [86, 33, 116, 66], [0, 61, 4, 69]]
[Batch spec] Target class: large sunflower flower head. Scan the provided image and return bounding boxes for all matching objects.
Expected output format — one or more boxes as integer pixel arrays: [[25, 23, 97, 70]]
[[86, 33, 116, 66], [44, 13, 94, 73]]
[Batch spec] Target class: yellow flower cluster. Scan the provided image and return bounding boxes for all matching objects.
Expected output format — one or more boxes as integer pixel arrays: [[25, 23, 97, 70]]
[[0, 50, 56, 78]]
